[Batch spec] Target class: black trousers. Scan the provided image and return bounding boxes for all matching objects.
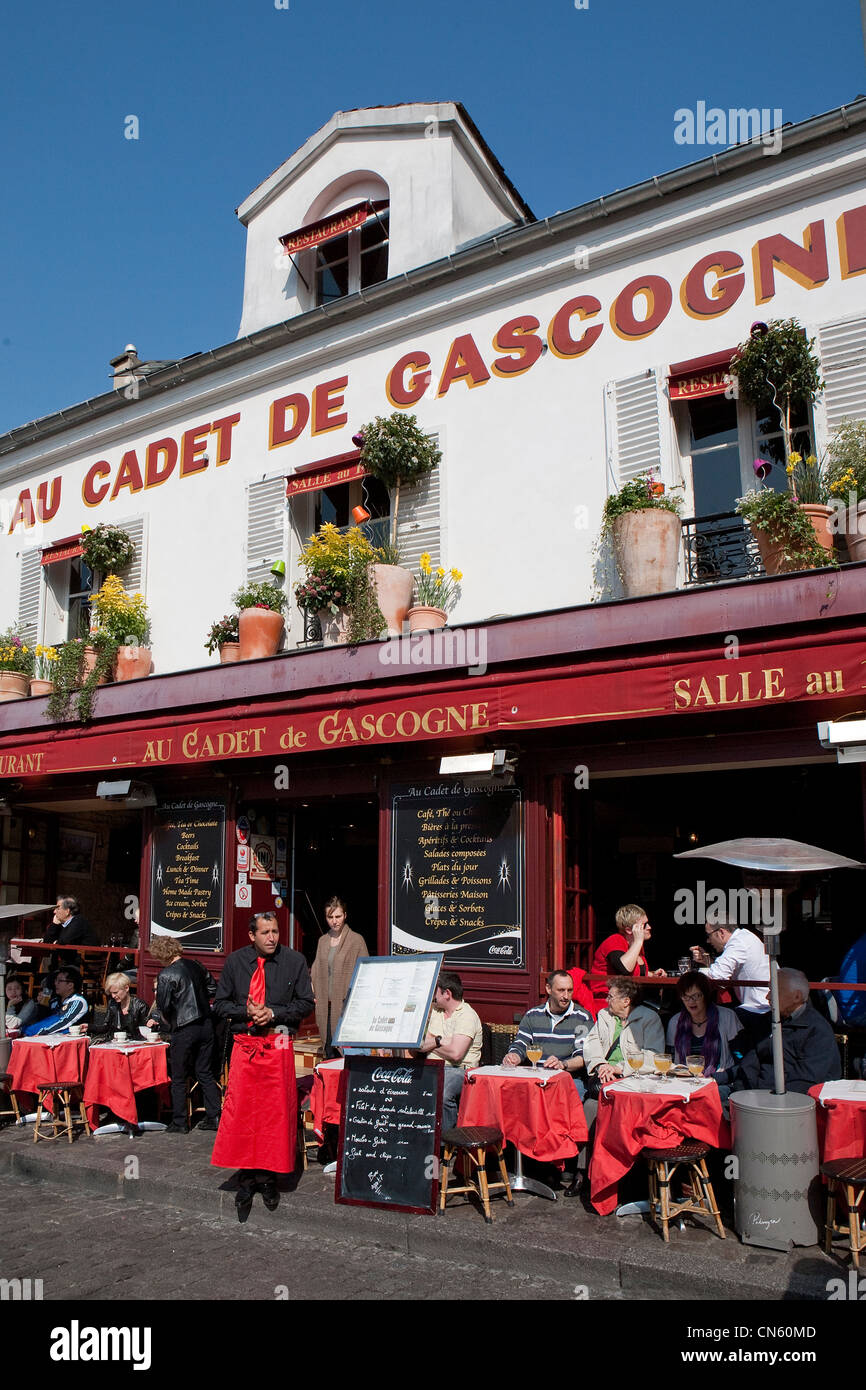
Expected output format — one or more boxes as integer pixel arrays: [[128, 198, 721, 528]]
[[169, 1016, 222, 1123]]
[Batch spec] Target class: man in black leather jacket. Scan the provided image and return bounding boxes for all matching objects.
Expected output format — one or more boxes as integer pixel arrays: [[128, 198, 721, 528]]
[[151, 936, 222, 1133]]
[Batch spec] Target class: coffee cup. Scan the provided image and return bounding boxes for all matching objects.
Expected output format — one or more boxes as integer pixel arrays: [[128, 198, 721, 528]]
[[114, 1031, 128, 1042], [68, 1025, 83, 1036]]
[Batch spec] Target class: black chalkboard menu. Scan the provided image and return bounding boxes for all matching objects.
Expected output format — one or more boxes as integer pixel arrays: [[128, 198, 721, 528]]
[[335, 1057, 444, 1214], [390, 783, 523, 968], [149, 800, 225, 952]]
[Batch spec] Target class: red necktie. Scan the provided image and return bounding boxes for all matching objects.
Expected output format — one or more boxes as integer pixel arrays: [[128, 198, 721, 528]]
[[248, 956, 266, 1009]]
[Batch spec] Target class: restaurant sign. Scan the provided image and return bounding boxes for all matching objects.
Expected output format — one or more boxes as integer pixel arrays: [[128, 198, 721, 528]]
[[0, 637, 862, 780]]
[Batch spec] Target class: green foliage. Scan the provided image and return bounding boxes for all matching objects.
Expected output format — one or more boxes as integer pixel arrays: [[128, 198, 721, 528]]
[[358, 412, 441, 490], [89, 574, 149, 644], [80, 524, 135, 573], [346, 564, 386, 644], [205, 613, 239, 654], [601, 472, 682, 532], [232, 580, 287, 614], [735, 488, 837, 572], [46, 631, 118, 724], [826, 418, 866, 500], [729, 319, 823, 414]]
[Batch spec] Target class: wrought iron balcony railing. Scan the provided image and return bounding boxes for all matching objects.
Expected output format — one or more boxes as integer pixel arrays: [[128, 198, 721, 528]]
[[681, 510, 765, 586]]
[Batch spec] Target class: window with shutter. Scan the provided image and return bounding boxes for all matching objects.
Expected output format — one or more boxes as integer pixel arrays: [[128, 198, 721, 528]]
[[113, 516, 148, 594], [395, 438, 441, 572], [17, 548, 42, 646], [607, 372, 663, 487], [817, 314, 866, 431], [246, 476, 288, 587]]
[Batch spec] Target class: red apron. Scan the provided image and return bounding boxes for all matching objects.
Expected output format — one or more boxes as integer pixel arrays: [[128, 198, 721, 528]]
[[210, 1033, 297, 1173]]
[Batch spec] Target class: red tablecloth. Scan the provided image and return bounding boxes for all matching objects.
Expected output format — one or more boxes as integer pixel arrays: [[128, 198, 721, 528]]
[[590, 1079, 731, 1215], [8, 1037, 89, 1108], [809, 1084, 866, 1164], [83, 1043, 169, 1129], [457, 1068, 588, 1162], [310, 1060, 344, 1141]]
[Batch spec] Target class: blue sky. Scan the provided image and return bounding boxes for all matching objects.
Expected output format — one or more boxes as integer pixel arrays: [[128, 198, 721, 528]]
[[1, 0, 863, 433]]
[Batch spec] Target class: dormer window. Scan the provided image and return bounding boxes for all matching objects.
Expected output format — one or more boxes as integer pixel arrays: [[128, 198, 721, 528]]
[[315, 206, 389, 306]]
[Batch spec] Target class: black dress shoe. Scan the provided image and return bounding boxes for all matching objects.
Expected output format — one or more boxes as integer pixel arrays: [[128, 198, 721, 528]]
[[235, 1186, 254, 1219], [562, 1173, 583, 1198], [261, 1181, 280, 1212], [197, 1117, 220, 1132], [164, 1120, 189, 1134]]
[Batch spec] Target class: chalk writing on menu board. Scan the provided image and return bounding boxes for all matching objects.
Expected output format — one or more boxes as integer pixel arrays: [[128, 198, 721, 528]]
[[390, 783, 523, 967], [336, 1057, 443, 1213], [150, 800, 225, 952]]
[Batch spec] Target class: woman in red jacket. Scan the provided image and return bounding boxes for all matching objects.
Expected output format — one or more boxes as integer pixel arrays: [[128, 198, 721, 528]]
[[589, 904, 665, 1012]]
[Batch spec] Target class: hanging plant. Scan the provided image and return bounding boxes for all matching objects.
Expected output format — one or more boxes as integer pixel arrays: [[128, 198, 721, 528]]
[[357, 413, 441, 548], [46, 632, 118, 724], [80, 523, 135, 573]]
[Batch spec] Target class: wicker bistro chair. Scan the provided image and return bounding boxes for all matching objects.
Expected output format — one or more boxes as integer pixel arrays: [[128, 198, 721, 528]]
[[438, 1125, 514, 1223], [0, 1075, 22, 1125], [33, 1084, 89, 1144], [642, 1140, 726, 1243], [822, 1157, 866, 1270]]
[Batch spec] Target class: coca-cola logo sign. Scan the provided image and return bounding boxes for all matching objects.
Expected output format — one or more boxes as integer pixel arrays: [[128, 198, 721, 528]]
[[372, 1066, 413, 1084]]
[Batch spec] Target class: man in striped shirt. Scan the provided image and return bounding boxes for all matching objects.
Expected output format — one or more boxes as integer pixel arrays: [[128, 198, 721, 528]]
[[24, 967, 88, 1036], [502, 970, 592, 1097]]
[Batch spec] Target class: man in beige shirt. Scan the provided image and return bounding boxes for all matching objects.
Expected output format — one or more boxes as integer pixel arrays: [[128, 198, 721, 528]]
[[414, 970, 483, 1129]]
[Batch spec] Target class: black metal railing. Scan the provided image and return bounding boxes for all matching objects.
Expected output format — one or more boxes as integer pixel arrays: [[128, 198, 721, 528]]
[[681, 511, 765, 586]]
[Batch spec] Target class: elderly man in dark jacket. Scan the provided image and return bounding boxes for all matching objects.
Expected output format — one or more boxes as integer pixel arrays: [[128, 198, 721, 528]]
[[728, 967, 841, 1094], [151, 935, 222, 1133]]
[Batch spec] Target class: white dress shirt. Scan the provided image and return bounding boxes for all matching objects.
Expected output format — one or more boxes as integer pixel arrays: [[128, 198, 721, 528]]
[[700, 928, 770, 1013]]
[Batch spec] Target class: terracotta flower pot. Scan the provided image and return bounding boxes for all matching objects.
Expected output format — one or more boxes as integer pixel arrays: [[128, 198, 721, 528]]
[[82, 645, 110, 685], [238, 607, 285, 659], [750, 526, 792, 576], [219, 642, 241, 663], [371, 564, 415, 636], [29, 678, 54, 697], [799, 503, 834, 555], [611, 509, 681, 597], [407, 605, 448, 632], [846, 500, 866, 563], [317, 606, 351, 645], [114, 646, 153, 681], [0, 671, 30, 701]]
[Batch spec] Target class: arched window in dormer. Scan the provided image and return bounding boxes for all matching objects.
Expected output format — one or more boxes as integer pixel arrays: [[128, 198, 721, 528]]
[[284, 173, 389, 309]]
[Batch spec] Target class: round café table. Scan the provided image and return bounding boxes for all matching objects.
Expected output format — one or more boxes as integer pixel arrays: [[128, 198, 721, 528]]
[[457, 1064, 588, 1200], [809, 1080, 866, 1164], [590, 1074, 731, 1216], [8, 1036, 89, 1112], [83, 1040, 170, 1130]]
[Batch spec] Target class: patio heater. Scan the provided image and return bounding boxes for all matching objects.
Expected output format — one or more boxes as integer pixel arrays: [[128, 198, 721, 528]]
[[674, 838, 862, 1250]]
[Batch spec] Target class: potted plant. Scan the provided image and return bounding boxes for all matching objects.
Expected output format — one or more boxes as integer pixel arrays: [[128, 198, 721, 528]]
[[786, 450, 834, 554], [601, 471, 683, 597], [827, 417, 866, 563], [295, 523, 383, 645], [357, 413, 441, 633], [80, 522, 135, 574], [30, 644, 60, 697], [729, 319, 823, 465], [205, 613, 240, 663], [46, 631, 118, 723], [407, 554, 463, 631], [0, 628, 34, 701], [89, 574, 152, 681], [735, 485, 837, 575], [233, 580, 287, 659]]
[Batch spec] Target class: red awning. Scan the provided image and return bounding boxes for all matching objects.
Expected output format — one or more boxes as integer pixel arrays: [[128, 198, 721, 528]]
[[41, 536, 84, 566], [286, 451, 366, 499], [668, 348, 736, 401], [279, 200, 386, 256]]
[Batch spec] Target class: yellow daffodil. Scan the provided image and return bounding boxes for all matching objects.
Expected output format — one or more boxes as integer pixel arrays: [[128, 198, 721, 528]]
[[450, 569, 462, 581], [788, 451, 802, 465], [786, 463, 795, 475]]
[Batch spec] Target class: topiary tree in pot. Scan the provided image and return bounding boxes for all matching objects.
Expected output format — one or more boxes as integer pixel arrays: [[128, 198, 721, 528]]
[[729, 318, 823, 465]]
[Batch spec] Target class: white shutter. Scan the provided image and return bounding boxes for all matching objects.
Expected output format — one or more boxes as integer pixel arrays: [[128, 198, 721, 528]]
[[395, 444, 441, 572], [817, 315, 866, 431], [608, 371, 663, 487], [17, 548, 42, 644], [246, 477, 287, 584], [114, 516, 147, 594]]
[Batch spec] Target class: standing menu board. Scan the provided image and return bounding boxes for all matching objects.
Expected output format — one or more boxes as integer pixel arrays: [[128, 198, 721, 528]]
[[335, 1057, 443, 1214], [150, 800, 225, 952], [390, 783, 523, 967]]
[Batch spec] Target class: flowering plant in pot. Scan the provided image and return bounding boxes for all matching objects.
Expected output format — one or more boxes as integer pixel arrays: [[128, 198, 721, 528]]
[[89, 574, 152, 681], [80, 523, 135, 574], [0, 627, 34, 701], [30, 644, 60, 696], [295, 523, 384, 645], [600, 471, 683, 597], [735, 483, 836, 575], [205, 612, 240, 662], [232, 580, 287, 660], [407, 554, 463, 631]]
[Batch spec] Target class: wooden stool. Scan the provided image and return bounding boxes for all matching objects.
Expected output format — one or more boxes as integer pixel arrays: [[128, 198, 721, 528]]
[[643, 1141, 726, 1242], [296, 1099, 319, 1171], [0, 1075, 22, 1125], [822, 1158, 866, 1269], [33, 1084, 89, 1144], [439, 1125, 514, 1223]]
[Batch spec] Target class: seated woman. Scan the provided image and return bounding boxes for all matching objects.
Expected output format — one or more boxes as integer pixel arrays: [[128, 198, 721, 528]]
[[665, 972, 740, 1088], [5, 975, 39, 1034], [88, 973, 152, 1038], [588, 905, 666, 1014]]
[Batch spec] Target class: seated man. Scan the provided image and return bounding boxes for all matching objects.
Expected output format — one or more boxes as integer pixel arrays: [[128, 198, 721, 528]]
[[413, 970, 483, 1130], [23, 967, 88, 1035], [725, 968, 841, 1094], [502, 969, 592, 1096], [44, 895, 97, 973]]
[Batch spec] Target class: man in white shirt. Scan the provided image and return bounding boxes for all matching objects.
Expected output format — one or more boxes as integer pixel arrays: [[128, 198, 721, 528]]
[[690, 918, 770, 1048], [413, 970, 483, 1130]]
